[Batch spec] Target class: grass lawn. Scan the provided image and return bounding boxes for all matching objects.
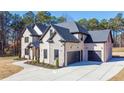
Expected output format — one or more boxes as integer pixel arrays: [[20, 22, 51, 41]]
[[110, 68, 124, 81], [0, 56, 23, 80], [112, 47, 124, 52], [112, 47, 124, 57]]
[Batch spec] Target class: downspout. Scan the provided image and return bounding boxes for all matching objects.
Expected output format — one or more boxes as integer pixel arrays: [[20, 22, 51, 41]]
[[64, 42, 66, 66], [49, 42, 50, 64], [104, 42, 106, 62]]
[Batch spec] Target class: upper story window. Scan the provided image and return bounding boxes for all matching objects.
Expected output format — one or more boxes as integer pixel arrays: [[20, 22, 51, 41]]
[[80, 35, 83, 41], [25, 37, 29, 43], [50, 29, 54, 36]]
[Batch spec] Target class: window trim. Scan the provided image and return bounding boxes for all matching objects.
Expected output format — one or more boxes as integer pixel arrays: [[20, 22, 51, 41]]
[[54, 49, 59, 60], [25, 49, 29, 55], [43, 49, 47, 59], [25, 37, 29, 43]]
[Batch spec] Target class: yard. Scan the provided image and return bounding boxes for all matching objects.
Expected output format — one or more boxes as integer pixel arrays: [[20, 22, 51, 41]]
[[109, 47, 124, 80], [112, 47, 124, 57], [110, 68, 124, 81], [1, 47, 124, 80], [0, 56, 23, 80]]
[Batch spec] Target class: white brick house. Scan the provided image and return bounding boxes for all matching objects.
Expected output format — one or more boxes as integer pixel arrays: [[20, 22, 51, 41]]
[[21, 22, 113, 67], [21, 23, 47, 60]]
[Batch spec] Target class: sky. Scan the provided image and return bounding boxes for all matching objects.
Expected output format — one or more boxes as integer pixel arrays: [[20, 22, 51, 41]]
[[11, 11, 124, 21]]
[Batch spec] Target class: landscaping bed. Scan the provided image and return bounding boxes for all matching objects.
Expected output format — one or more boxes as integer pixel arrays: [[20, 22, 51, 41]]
[[25, 61, 61, 69], [14, 57, 27, 61]]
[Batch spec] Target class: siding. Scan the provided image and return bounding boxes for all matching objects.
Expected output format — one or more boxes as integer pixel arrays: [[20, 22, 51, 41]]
[[85, 43, 105, 62], [40, 26, 65, 66], [21, 29, 33, 59]]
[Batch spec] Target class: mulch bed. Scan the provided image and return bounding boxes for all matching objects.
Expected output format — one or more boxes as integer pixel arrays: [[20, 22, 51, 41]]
[[25, 61, 61, 69]]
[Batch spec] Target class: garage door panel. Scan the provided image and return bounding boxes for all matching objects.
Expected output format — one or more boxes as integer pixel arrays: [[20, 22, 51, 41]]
[[67, 51, 80, 65], [88, 51, 102, 62]]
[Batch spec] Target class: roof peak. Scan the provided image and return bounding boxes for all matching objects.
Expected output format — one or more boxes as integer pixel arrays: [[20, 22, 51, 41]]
[[55, 21, 88, 34]]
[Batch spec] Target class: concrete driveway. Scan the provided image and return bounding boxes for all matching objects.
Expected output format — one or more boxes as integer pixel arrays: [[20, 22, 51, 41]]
[[3, 58, 124, 81]]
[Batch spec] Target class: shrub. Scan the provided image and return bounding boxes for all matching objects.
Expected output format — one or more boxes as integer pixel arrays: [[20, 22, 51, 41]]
[[55, 58, 59, 67]]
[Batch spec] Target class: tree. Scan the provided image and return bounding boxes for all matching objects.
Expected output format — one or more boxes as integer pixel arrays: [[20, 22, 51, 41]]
[[98, 19, 109, 30], [0, 11, 13, 56], [108, 13, 124, 47], [35, 11, 51, 24], [49, 16, 58, 24], [57, 16, 67, 23], [88, 18, 99, 30], [22, 11, 35, 26], [78, 18, 88, 29], [11, 14, 25, 56]]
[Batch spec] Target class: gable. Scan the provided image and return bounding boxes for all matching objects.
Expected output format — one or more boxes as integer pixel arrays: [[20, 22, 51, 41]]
[[41, 26, 63, 43], [23, 28, 32, 37], [107, 31, 113, 43], [34, 25, 43, 35], [40, 25, 79, 43], [84, 30, 113, 43]]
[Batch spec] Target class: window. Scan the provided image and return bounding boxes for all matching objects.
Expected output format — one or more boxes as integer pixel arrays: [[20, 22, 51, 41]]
[[25, 37, 29, 43], [80, 35, 83, 41], [50, 29, 54, 36], [44, 49, 47, 59], [54, 49, 59, 60], [25, 49, 29, 55]]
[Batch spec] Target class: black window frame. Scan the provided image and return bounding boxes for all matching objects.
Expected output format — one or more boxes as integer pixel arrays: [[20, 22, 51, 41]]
[[25, 49, 29, 55], [50, 29, 54, 36], [54, 49, 59, 60], [25, 37, 29, 43], [43, 49, 47, 59]]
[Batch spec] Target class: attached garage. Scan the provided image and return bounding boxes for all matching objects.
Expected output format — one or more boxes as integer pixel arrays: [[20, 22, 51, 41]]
[[88, 51, 102, 62], [67, 51, 80, 65]]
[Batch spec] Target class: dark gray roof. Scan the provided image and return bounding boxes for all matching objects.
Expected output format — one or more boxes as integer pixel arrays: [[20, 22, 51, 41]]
[[27, 41, 40, 48], [52, 24, 79, 42], [35, 23, 48, 33], [40, 24, 79, 43], [84, 30, 113, 43], [56, 21, 88, 34], [26, 24, 38, 36], [26, 23, 47, 36]]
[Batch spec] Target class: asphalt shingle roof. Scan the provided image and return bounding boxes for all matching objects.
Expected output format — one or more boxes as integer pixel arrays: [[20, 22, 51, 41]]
[[52, 24, 79, 42], [84, 30, 112, 43], [56, 21, 88, 34], [26, 24, 38, 36], [35, 23, 48, 33], [26, 23, 48, 36], [27, 41, 40, 48]]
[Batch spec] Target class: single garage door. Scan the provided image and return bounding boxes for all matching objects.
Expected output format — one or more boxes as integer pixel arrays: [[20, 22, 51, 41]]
[[67, 51, 80, 65], [88, 51, 102, 62]]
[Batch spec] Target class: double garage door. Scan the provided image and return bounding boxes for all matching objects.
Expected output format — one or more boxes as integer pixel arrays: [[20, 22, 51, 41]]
[[67, 51, 81, 65], [88, 51, 102, 62]]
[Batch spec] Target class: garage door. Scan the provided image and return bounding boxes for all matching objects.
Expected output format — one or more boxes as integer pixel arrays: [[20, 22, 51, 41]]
[[88, 51, 102, 62], [67, 51, 80, 65]]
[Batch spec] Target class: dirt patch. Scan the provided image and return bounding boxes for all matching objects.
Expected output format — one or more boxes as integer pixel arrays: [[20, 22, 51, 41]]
[[109, 68, 124, 81], [0, 57, 23, 80]]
